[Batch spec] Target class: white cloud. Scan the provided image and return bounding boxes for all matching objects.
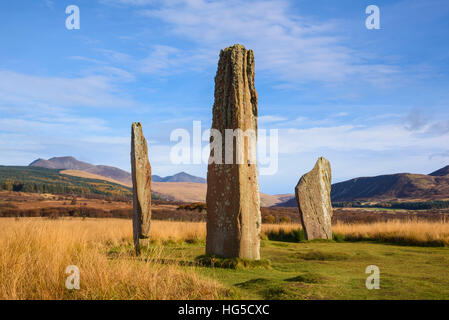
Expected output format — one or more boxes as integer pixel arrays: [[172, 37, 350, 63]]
[[135, 0, 400, 85], [95, 49, 133, 64], [278, 123, 449, 154], [0, 69, 140, 168], [0, 70, 137, 109], [258, 115, 287, 123], [140, 45, 183, 74], [44, 0, 54, 9]]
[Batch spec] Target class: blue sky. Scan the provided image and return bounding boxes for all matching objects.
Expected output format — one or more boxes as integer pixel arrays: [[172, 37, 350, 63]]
[[0, 0, 449, 194]]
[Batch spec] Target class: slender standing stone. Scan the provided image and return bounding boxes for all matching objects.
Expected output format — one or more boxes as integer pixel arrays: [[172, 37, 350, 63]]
[[295, 157, 333, 240], [206, 44, 261, 260], [131, 122, 152, 254]]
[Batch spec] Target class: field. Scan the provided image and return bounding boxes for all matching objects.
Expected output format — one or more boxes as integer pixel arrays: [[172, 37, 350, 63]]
[[2, 191, 449, 223], [1, 218, 448, 300]]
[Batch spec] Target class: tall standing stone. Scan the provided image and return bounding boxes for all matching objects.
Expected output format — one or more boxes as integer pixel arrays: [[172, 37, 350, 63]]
[[131, 122, 152, 254], [295, 157, 333, 240], [206, 44, 261, 260]]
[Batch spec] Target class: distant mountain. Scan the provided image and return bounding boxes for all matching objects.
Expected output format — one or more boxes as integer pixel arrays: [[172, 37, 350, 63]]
[[331, 172, 449, 202], [429, 165, 449, 177], [275, 165, 449, 207], [29, 156, 206, 185], [30, 156, 133, 185], [152, 172, 206, 184], [30, 157, 92, 170], [275, 197, 296, 207]]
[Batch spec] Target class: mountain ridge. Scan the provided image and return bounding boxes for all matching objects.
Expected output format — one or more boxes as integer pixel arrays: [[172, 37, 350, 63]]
[[429, 165, 449, 177], [275, 165, 449, 207], [29, 156, 206, 185]]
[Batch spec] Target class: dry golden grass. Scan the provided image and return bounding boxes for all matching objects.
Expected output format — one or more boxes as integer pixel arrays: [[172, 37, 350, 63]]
[[263, 220, 449, 246], [262, 223, 300, 235], [0, 218, 228, 300], [333, 220, 449, 246]]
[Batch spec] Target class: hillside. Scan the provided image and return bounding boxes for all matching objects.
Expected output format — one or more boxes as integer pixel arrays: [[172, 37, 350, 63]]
[[430, 165, 449, 177], [151, 181, 289, 207], [35, 167, 284, 206], [30, 156, 133, 185], [276, 166, 449, 207], [331, 173, 449, 202], [0, 166, 132, 198], [60, 170, 131, 187], [30, 156, 206, 185]]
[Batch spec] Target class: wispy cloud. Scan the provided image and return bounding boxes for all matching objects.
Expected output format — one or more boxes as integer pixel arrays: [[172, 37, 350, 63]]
[[100, 0, 154, 6], [130, 0, 401, 85], [258, 115, 288, 124], [278, 123, 449, 154], [0, 70, 137, 108]]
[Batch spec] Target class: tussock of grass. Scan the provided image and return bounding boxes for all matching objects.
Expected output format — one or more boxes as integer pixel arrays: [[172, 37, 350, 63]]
[[285, 273, 325, 284], [235, 278, 288, 299], [235, 278, 272, 289], [332, 233, 346, 242], [235, 277, 314, 299], [195, 255, 271, 269]]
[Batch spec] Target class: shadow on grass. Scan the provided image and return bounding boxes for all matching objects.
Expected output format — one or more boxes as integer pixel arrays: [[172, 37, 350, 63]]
[[265, 228, 345, 243], [340, 234, 447, 247], [297, 250, 350, 261], [195, 255, 271, 270], [265, 228, 305, 242]]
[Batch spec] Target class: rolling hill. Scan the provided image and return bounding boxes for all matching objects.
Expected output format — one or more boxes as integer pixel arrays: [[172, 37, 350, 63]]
[[60, 170, 131, 187], [29, 156, 206, 185], [25, 157, 449, 206], [61, 169, 287, 206], [0, 166, 132, 198], [276, 165, 449, 207], [30, 157, 133, 185], [331, 172, 449, 202], [30, 156, 291, 204], [430, 165, 449, 177]]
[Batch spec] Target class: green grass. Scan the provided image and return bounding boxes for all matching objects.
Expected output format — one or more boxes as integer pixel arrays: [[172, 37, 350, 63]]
[[129, 240, 449, 300]]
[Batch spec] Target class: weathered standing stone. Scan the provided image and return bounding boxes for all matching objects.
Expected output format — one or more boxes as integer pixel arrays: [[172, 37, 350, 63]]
[[206, 44, 261, 260], [131, 122, 152, 254], [295, 157, 333, 240]]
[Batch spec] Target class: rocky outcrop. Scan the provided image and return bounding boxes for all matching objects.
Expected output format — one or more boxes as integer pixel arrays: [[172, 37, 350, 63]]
[[131, 122, 152, 254], [295, 157, 333, 240], [206, 44, 261, 260]]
